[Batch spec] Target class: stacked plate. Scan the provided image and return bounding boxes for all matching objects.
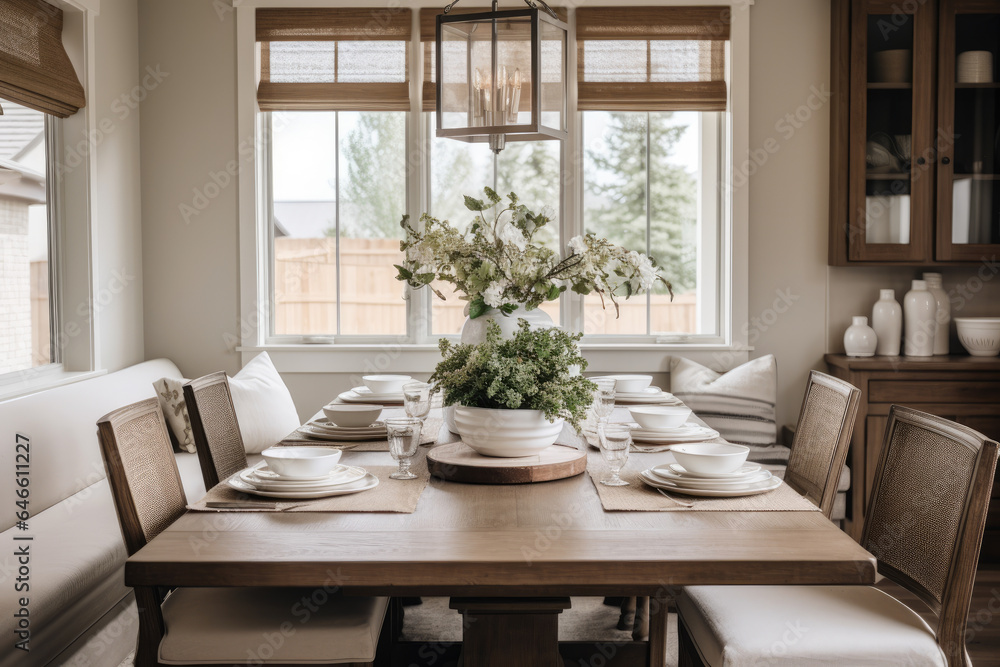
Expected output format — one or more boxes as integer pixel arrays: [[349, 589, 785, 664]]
[[227, 463, 379, 499], [639, 462, 782, 498], [957, 50, 993, 84], [631, 422, 719, 445], [297, 417, 387, 441], [614, 387, 680, 405], [338, 386, 405, 405]]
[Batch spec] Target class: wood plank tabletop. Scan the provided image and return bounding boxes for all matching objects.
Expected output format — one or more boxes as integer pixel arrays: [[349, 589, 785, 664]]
[[126, 411, 876, 594]]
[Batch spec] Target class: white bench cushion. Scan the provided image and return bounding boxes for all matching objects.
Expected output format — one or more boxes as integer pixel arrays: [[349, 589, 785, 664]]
[[159, 589, 388, 664], [677, 585, 947, 667]]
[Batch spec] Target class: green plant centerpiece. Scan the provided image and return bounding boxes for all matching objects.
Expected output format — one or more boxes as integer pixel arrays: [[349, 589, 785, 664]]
[[431, 320, 597, 458], [396, 187, 671, 324]]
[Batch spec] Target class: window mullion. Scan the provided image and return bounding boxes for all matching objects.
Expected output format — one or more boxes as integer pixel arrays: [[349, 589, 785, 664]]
[[334, 112, 342, 337], [645, 112, 652, 337]]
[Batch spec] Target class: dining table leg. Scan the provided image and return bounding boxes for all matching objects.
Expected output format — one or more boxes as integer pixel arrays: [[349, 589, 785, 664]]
[[449, 597, 571, 667], [647, 593, 669, 667]]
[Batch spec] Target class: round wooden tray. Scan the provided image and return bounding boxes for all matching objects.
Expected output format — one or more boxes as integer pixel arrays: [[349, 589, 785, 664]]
[[426, 442, 587, 484]]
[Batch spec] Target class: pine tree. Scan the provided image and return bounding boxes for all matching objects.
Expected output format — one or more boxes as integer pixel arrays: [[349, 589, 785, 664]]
[[585, 112, 697, 292]]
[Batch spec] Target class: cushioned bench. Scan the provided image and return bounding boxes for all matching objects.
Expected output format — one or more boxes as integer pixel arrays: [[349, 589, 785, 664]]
[[0, 360, 206, 667]]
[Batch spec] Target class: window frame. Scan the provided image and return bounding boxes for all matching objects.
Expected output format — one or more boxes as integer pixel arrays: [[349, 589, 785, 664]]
[[0, 0, 103, 398], [237, 0, 752, 373]]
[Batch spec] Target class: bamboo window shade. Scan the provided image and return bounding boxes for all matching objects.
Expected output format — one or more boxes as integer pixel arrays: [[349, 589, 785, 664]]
[[576, 6, 729, 112], [418, 6, 567, 113], [256, 8, 412, 111], [0, 0, 85, 117]]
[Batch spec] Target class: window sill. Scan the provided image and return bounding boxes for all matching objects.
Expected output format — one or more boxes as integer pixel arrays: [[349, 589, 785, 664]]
[[0, 368, 107, 403], [240, 343, 752, 374]]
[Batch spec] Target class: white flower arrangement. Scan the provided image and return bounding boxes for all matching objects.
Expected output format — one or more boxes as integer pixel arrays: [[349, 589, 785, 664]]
[[395, 188, 672, 319]]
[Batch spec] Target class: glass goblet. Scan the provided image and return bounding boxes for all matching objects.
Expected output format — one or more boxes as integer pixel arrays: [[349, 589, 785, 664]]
[[597, 422, 631, 486], [385, 417, 422, 480], [402, 381, 432, 422], [592, 378, 617, 424]]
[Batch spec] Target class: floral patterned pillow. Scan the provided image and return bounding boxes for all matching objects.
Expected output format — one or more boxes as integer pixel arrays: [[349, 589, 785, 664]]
[[154, 377, 195, 453]]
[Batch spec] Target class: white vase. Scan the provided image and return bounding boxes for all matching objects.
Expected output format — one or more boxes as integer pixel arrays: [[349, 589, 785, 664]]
[[844, 316, 878, 357], [459, 304, 555, 345], [454, 406, 564, 457], [904, 279, 937, 357], [871, 289, 902, 356], [923, 272, 951, 355]]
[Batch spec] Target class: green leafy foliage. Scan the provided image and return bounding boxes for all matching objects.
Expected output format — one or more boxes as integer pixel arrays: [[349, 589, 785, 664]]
[[430, 320, 596, 430]]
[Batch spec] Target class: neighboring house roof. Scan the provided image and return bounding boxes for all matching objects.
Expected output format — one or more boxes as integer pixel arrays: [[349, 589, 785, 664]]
[[0, 102, 45, 162], [0, 158, 45, 204]]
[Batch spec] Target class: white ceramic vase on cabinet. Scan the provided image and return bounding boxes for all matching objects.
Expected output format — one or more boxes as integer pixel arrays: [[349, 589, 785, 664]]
[[903, 279, 937, 357], [844, 316, 878, 357], [923, 272, 950, 355], [872, 289, 902, 356]]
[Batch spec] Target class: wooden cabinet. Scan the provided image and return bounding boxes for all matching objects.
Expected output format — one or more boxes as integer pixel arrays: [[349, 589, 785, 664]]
[[829, 0, 1000, 266], [825, 354, 1000, 564]]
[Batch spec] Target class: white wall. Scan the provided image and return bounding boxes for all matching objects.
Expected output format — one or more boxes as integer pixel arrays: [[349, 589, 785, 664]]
[[137, 0, 998, 427], [92, 0, 146, 371]]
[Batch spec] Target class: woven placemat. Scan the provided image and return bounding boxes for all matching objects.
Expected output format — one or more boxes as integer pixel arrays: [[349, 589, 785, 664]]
[[279, 418, 442, 451], [587, 460, 820, 512], [187, 460, 430, 513]]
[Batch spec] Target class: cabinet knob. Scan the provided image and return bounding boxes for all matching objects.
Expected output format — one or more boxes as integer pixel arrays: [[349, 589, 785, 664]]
[[916, 157, 926, 165], [941, 156, 951, 165]]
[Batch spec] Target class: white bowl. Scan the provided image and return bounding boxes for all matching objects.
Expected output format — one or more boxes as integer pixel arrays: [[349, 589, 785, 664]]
[[322, 403, 382, 428], [670, 443, 750, 475], [261, 447, 343, 478], [629, 405, 692, 430], [362, 374, 412, 394], [598, 374, 653, 393], [955, 318, 1000, 357], [454, 406, 563, 457]]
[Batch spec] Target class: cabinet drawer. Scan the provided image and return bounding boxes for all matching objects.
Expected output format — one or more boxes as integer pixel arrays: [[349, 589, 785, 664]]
[[869, 381, 1000, 404]]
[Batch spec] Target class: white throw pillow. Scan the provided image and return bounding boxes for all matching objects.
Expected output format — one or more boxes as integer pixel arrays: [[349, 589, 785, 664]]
[[669, 355, 778, 446], [229, 352, 301, 454], [154, 377, 195, 453]]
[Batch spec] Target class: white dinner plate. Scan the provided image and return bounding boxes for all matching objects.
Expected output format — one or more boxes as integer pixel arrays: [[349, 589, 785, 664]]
[[649, 467, 772, 489], [338, 390, 404, 405], [351, 386, 405, 400], [631, 427, 719, 444], [615, 393, 683, 405], [615, 387, 666, 398], [248, 462, 335, 482], [296, 425, 387, 442], [240, 464, 368, 491], [664, 462, 762, 479], [227, 472, 380, 499], [632, 422, 714, 436], [308, 418, 386, 433], [639, 469, 783, 497]]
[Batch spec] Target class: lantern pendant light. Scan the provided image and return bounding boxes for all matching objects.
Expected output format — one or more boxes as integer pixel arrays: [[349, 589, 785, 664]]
[[435, 0, 568, 154]]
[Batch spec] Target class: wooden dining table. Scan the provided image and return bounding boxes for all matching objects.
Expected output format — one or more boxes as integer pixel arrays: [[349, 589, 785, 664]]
[[125, 408, 876, 667]]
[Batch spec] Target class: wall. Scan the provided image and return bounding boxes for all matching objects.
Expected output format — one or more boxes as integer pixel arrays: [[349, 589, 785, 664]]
[[92, 0, 146, 371], [138, 0, 997, 427], [139, 0, 242, 378]]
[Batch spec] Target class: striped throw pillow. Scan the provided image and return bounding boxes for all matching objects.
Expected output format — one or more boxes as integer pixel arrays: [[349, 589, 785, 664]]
[[669, 355, 778, 446]]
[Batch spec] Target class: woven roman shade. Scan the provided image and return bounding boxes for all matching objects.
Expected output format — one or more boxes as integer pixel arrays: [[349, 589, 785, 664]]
[[576, 6, 729, 112], [419, 6, 567, 113], [257, 8, 412, 111], [0, 0, 85, 117]]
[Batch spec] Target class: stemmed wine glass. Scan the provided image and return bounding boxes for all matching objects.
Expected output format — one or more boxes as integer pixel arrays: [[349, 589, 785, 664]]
[[402, 382, 432, 422], [596, 422, 631, 486], [385, 417, 422, 480]]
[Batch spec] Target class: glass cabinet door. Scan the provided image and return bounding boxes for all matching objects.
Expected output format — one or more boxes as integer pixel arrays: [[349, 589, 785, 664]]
[[936, 0, 1000, 260], [848, 0, 935, 262]]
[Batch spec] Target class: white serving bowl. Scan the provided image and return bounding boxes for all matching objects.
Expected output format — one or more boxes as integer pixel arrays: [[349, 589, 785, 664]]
[[362, 374, 412, 394], [322, 403, 382, 428], [600, 374, 653, 393], [261, 447, 343, 478], [454, 406, 563, 457], [629, 405, 693, 430], [670, 443, 750, 475], [955, 318, 1000, 357]]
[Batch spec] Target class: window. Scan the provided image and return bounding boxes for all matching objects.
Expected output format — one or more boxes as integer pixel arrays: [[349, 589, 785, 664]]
[[0, 101, 55, 374], [255, 6, 735, 346]]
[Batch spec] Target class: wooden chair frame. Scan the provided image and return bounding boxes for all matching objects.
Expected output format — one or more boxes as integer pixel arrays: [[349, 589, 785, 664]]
[[678, 405, 999, 667], [98, 398, 386, 667], [183, 371, 247, 490]]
